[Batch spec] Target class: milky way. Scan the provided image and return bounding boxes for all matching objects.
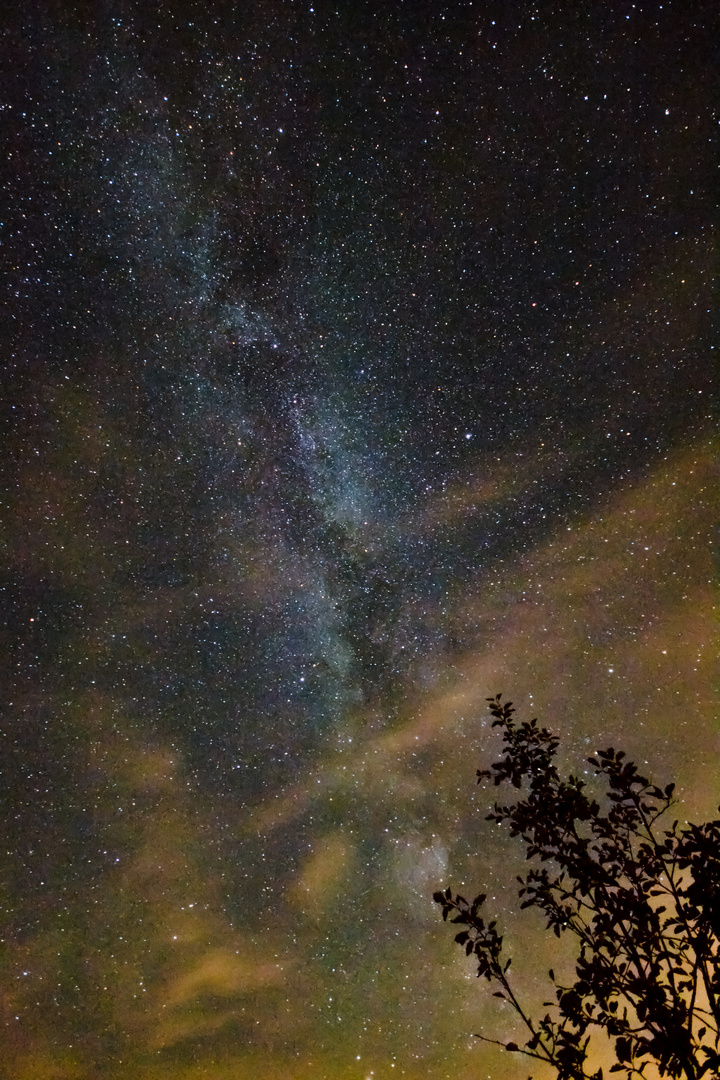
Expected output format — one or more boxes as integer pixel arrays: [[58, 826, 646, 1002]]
[[1, 3, 716, 1078]]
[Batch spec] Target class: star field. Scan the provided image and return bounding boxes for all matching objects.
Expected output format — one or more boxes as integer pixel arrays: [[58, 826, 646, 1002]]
[[1, 3, 717, 1078]]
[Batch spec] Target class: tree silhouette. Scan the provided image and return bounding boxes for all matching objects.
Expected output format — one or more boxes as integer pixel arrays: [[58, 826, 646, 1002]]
[[434, 695, 720, 1079]]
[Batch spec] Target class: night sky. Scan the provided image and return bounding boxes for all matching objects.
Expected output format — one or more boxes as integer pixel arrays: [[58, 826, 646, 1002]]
[[1, 2, 717, 1078]]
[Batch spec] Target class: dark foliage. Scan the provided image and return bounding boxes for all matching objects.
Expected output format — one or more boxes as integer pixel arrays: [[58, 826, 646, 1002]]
[[434, 695, 720, 1079]]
